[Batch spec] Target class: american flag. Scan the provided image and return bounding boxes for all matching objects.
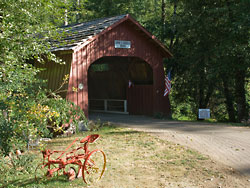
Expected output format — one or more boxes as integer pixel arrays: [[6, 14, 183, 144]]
[[164, 70, 171, 96]]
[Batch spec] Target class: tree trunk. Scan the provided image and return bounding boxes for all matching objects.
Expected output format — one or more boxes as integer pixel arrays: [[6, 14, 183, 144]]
[[169, 0, 177, 50], [226, 2, 248, 122], [235, 69, 247, 122], [197, 65, 205, 120], [222, 76, 236, 122], [161, 0, 166, 41], [76, 0, 80, 23], [197, 58, 215, 120], [204, 83, 214, 108], [64, 0, 68, 26]]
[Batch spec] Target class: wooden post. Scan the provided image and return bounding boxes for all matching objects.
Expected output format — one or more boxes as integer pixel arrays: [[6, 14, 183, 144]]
[[104, 100, 108, 112], [124, 100, 127, 113]]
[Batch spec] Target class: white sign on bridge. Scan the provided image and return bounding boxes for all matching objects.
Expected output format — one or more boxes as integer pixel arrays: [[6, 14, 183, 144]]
[[115, 40, 131, 49], [199, 109, 210, 119]]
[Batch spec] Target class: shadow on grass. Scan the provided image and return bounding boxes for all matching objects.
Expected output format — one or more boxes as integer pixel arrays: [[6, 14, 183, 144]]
[[1, 175, 69, 188], [47, 139, 76, 146], [238, 167, 250, 176], [103, 130, 140, 135]]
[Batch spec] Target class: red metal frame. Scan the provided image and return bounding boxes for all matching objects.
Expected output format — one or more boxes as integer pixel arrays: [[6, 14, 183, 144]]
[[35, 134, 106, 184]]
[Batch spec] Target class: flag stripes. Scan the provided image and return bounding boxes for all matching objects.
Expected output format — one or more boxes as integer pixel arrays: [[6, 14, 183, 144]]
[[164, 71, 171, 96]]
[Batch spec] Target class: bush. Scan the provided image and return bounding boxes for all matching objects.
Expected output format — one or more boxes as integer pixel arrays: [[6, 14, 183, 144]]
[[0, 64, 86, 155]]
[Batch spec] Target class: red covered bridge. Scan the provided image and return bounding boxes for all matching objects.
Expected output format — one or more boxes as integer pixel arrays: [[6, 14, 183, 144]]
[[37, 14, 172, 118]]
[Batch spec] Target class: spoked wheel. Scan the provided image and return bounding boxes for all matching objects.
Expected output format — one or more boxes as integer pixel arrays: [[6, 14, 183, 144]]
[[35, 163, 49, 182], [83, 149, 106, 184]]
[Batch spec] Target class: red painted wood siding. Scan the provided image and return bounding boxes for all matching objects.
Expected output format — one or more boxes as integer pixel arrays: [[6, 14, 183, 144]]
[[67, 20, 171, 117]]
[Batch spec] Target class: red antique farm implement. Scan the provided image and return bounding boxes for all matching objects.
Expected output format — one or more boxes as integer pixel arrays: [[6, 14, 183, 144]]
[[35, 134, 106, 184]]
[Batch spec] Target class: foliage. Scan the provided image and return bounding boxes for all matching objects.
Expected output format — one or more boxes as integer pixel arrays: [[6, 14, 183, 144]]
[[167, 0, 250, 122], [171, 100, 197, 121], [0, 64, 86, 155], [0, 0, 61, 63], [83, 0, 131, 18], [0, 0, 87, 155]]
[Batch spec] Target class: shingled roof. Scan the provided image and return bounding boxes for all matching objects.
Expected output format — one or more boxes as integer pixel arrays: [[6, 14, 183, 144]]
[[51, 14, 172, 57], [51, 15, 127, 51]]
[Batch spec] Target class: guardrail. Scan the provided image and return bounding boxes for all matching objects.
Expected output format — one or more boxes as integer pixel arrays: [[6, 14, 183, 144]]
[[89, 99, 128, 114]]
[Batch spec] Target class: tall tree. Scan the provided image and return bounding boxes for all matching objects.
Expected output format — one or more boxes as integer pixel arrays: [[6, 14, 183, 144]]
[[225, 0, 250, 121], [169, 0, 178, 50], [161, 0, 166, 41]]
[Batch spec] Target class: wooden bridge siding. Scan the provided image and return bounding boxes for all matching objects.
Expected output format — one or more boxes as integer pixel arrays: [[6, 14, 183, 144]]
[[67, 21, 170, 117], [127, 85, 153, 115], [37, 53, 72, 98]]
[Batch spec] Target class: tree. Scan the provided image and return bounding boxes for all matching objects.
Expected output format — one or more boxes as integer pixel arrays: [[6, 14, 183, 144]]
[[0, 0, 86, 155], [168, 0, 250, 122], [83, 0, 132, 18], [223, 0, 250, 122]]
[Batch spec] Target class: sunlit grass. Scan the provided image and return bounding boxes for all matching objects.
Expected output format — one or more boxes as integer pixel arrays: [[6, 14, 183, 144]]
[[1, 125, 240, 188]]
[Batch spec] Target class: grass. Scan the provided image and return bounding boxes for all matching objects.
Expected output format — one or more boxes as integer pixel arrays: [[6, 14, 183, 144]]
[[1, 125, 247, 188], [171, 117, 250, 127]]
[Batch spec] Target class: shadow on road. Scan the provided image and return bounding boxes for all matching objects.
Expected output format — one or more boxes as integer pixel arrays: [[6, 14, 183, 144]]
[[89, 113, 233, 133]]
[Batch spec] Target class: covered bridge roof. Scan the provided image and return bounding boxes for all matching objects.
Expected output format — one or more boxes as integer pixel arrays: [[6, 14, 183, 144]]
[[51, 14, 172, 57]]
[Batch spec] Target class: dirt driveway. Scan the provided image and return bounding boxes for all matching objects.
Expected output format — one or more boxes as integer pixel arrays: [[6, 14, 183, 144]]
[[90, 113, 250, 177]]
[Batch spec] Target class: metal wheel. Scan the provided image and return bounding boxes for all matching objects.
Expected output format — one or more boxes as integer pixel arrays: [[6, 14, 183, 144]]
[[65, 165, 77, 181], [83, 149, 106, 184]]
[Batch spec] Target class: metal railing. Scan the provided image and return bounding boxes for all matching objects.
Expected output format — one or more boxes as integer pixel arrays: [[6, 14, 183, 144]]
[[89, 99, 128, 114]]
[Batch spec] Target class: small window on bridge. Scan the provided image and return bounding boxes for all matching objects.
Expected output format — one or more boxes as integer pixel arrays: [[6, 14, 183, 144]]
[[91, 64, 109, 72]]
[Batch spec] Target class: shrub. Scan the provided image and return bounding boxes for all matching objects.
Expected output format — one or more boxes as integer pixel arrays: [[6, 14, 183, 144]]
[[0, 64, 86, 155]]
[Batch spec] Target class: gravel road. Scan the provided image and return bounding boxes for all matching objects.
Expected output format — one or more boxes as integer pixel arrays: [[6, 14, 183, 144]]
[[90, 113, 250, 177]]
